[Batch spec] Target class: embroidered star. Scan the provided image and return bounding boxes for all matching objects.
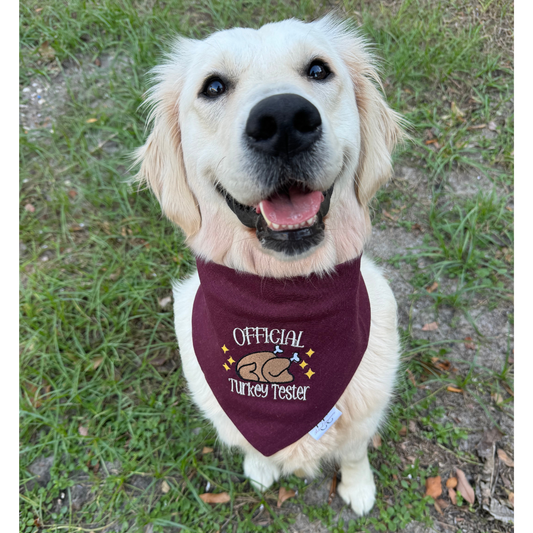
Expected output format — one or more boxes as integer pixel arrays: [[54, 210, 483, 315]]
[[306, 349, 314, 357], [299, 360, 308, 369], [305, 368, 315, 379], [227, 356, 235, 365], [222, 345, 229, 354], [223, 363, 230, 371]]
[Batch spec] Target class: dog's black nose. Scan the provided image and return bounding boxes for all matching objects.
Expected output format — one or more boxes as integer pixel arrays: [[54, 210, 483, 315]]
[[245, 94, 322, 157]]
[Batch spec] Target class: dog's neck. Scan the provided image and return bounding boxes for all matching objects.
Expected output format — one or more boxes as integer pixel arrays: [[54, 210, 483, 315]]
[[189, 199, 372, 278]]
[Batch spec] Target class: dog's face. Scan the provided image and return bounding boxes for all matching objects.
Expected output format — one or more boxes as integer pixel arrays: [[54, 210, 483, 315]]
[[136, 17, 403, 276]]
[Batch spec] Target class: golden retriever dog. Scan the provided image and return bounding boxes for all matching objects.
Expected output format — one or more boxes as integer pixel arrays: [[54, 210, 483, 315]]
[[134, 16, 404, 515]]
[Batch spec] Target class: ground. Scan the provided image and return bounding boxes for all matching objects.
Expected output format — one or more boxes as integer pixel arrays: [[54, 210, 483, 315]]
[[20, 1, 513, 532]]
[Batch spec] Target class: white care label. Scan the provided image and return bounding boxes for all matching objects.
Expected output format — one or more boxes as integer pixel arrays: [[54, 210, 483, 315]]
[[308, 405, 342, 440]]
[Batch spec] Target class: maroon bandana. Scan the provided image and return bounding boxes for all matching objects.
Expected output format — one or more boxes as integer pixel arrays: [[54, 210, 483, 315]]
[[192, 256, 371, 457]]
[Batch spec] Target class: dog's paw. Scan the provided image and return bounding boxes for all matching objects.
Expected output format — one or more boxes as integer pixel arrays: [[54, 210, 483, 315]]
[[243, 453, 280, 491], [337, 469, 376, 516]]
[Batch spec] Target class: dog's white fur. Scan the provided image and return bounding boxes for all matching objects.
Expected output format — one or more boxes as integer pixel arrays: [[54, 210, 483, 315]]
[[135, 16, 404, 515]]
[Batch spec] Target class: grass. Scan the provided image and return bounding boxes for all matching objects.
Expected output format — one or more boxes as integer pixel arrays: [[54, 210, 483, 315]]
[[20, 1, 513, 532], [385, 188, 514, 317]]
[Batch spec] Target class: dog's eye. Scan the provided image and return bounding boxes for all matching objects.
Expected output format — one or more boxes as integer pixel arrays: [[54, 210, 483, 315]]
[[307, 60, 331, 81], [202, 78, 226, 98]]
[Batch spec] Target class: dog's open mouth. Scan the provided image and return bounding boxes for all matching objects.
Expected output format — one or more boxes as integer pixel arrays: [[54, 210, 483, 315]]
[[218, 183, 334, 256]]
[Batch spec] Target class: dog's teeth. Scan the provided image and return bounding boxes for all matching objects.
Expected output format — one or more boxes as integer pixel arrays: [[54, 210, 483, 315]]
[[282, 225, 288, 229], [288, 224, 294, 230], [272, 223, 280, 229], [260, 203, 276, 227], [306, 217, 314, 225]]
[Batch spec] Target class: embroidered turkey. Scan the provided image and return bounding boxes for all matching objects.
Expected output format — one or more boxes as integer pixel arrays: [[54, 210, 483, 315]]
[[236, 349, 295, 383]]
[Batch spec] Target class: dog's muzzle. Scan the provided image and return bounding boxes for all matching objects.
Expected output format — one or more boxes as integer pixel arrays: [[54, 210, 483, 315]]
[[219, 93, 334, 256]]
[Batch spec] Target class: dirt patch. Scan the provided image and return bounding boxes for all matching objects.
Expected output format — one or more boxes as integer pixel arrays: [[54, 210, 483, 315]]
[[20, 53, 132, 135], [359, 157, 513, 532]]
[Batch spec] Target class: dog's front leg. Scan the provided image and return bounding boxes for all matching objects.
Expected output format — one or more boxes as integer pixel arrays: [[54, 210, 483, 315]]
[[337, 439, 376, 516], [243, 450, 281, 491]]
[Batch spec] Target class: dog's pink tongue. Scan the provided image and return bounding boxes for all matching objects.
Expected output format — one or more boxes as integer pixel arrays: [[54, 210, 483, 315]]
[[259, 188, 323, 225]]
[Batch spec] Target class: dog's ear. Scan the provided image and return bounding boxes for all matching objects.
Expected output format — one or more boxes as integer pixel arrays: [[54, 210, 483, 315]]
[[321, 18, 406, 206], [351, 69, 405, 206], [133, 43, 201, 238]]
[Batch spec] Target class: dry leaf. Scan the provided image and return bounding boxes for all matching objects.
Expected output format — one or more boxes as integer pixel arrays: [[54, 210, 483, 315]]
[[489, 499, 514, 523], [159, 296, 172, 308], [202, 447, 214, 454], [477, 427, 503, 458], [434, 360, 451, 372], [409, 420, 417, 433], [328, 469, 338, 505], [39, 41, 56, 61], [86, 118, 98, 123], [488, 121, 497, 131], [503, 383, 514, 397], [161, 480, 170, 494], [200, 492, 230, 504], [25, 203, 36, 212], [448, 487, 457, 505], [451, 101, 464, 117], [422, 322, 438, 331], [412, 223, 423, 232], [372, 433, 382, 448], [68, 190, 78, 198], [436, 498, 449, 510], [446, 477, 458, 489], [509, 492, 518, 509], [399, 425, 407, 437], [78, 426, 88, 437], [382, 209, 398, 221], [464, 337, 476, 350], [497, 449, 514, 468], [425, 476, 442, 499], [92, 356, 103, 370], [94, 58, 102, 67], [406, 369, 417, 387], [390, 205, 406, 214], [277, 487, 296, 508], [447, 386, 463, 393], [426, 282, 439, 293], [25, 382, 42, 408], [456, 468, 475, 504], [492, 392, 504, 406], [100, 221, 112, 234], [70, 225, 84, 232], [434, 500, 444, 515]]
